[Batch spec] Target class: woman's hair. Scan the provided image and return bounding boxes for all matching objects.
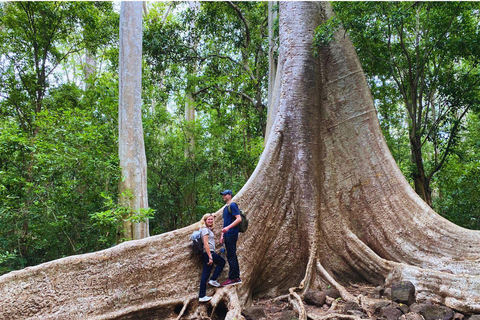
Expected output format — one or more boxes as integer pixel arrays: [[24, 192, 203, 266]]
[[200, 213, 214, 228]]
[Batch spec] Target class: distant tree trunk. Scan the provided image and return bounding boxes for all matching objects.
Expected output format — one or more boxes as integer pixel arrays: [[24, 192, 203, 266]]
[[84, 49, 96, 90], [118, 1, 149, 241], [265, 1, 278, 142], [183, 1, 200, 216], [1, 3, 480, 320], [410, 134, 433, 206]]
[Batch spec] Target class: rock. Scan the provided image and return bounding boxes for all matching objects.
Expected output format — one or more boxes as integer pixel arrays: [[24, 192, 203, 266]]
[[278, 310, 296, 320], [399, 313, 425, 320], [380, 305, 404, 320], [453, 312, 464, 320], [242, 305, 266, 320], [398, 303, 410, 314], [343, 300, 363, 314], [410, 302, 432, 314], [419, 305, 454, 320], [385, 287, 392, 299], [469, 315, 480, 320], [304, 289, 326, 307], [391, 281, 416, 306], [325, 288, 341, 299], [269, 305, 282, 313], [373, 300, 392, 314], [375, 286, 386, 298]]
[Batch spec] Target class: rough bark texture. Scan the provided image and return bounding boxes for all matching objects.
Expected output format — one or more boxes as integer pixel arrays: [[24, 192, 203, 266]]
[[118, 1, 149, 240], [1, 2, 479, 320]]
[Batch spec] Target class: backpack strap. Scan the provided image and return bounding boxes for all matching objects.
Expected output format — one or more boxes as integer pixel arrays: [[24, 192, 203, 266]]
[[227, 202, 237, 217]]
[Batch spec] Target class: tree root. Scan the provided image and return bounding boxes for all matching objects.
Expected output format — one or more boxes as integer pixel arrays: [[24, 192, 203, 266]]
[[316, 261, 355, 302], [212, 286, 245, 320], [287, 241, 320, 320], [307, 312, 361, 320], [289, 287, 307, 320], [175, 297, 194, 320]]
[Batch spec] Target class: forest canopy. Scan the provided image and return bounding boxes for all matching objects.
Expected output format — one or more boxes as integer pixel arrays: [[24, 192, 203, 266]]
[[0, 1, 479, 276]]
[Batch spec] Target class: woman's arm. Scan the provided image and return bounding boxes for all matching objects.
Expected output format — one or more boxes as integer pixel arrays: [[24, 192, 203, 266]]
[[203, 234, 213, 265]]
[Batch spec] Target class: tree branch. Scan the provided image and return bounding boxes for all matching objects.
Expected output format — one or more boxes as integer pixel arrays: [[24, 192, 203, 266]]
[[226, 1, 250, 48]]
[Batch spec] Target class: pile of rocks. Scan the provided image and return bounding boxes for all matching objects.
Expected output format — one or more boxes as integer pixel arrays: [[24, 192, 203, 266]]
[[241, 282, 480, 320]]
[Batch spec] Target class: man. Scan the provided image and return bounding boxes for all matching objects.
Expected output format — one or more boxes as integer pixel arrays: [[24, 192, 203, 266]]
[[219, 189, 242, 286]]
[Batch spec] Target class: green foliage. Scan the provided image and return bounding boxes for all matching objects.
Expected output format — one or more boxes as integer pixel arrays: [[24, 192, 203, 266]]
[[312, 16, 341, 55], [90, 191, 155, 244], [143, 2, 267, 234], [434, 113, 480, 229]]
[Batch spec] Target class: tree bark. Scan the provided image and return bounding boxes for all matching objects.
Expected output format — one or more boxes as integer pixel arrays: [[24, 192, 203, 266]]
[[118, 1, 149, 241], [1, 2, 479, 319]]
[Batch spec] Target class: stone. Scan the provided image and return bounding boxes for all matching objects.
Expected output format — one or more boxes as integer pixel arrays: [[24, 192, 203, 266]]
[[380, 305, 404, 320], [469, 315, 480, 320], [304, 289, 326, 307], [399, 313, 425, 320], [242, 305, 266, 320], [343, 300, 363, 313], [391, 281, 416, 306], [385, 287, 392, 299], [419, 305, 454, 320], [278, 310, 297, 320], [373, 300, 392, 314], [375, 286, 386, 299], [453, 312, 464, 320], [325, 288, 341, 299], [398, 303, 410, 314]]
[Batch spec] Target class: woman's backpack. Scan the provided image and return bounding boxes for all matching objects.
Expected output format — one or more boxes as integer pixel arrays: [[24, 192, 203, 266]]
[[227, 203, 249, 233], [190, 229, 203, 254]]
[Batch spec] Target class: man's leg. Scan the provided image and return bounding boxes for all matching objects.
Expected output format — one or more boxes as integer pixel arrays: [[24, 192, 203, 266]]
[[225, 234, 240, 280]]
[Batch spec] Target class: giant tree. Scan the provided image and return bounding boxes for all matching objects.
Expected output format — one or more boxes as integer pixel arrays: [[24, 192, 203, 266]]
[[1, 2, 480, 320]]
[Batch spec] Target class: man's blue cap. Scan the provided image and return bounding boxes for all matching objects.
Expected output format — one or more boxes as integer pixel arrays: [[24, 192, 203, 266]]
[[220, 189, 233, 195]]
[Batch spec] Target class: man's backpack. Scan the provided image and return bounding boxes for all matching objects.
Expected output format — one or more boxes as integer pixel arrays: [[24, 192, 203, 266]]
[[227, 203, 248, 233], [190, 229, 203, 254]]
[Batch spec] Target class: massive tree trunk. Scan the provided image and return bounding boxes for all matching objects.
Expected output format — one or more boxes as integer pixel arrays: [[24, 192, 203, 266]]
[[1, 2, 479, 320], [118, 1, 149, 241]]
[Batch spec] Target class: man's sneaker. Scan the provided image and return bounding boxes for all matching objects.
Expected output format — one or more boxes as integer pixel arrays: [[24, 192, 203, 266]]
[[221, 278, 242, 287], [199, 296, 212, 302], [208, 280, 221, 287]]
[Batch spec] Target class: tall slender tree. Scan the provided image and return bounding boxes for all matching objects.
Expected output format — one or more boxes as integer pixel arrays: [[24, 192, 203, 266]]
[[118, 1, 149, 241]]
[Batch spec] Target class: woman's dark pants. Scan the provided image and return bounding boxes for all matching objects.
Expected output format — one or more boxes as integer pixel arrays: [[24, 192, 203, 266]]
[[199, 251, 225, 298]]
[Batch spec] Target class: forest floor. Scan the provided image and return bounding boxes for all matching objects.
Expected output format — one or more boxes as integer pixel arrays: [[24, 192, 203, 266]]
[[250, 283, 378, 320]]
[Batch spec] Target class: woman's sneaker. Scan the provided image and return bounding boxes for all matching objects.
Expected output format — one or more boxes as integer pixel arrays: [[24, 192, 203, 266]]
[[199, 296, 212, 302], [221, 278, 242, 287], [208, 280, 221, 287]]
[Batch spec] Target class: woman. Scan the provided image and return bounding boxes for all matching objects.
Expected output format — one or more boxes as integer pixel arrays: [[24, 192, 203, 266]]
[[199, 213, 225, 302]]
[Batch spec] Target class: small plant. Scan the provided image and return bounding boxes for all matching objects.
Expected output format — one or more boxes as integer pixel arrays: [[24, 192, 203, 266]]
[[312, 16, 341, 57], [90, 190, 155, 244]]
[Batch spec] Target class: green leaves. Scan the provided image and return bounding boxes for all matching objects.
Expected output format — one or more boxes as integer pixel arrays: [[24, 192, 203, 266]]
[[312, 16, 341, 56]]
